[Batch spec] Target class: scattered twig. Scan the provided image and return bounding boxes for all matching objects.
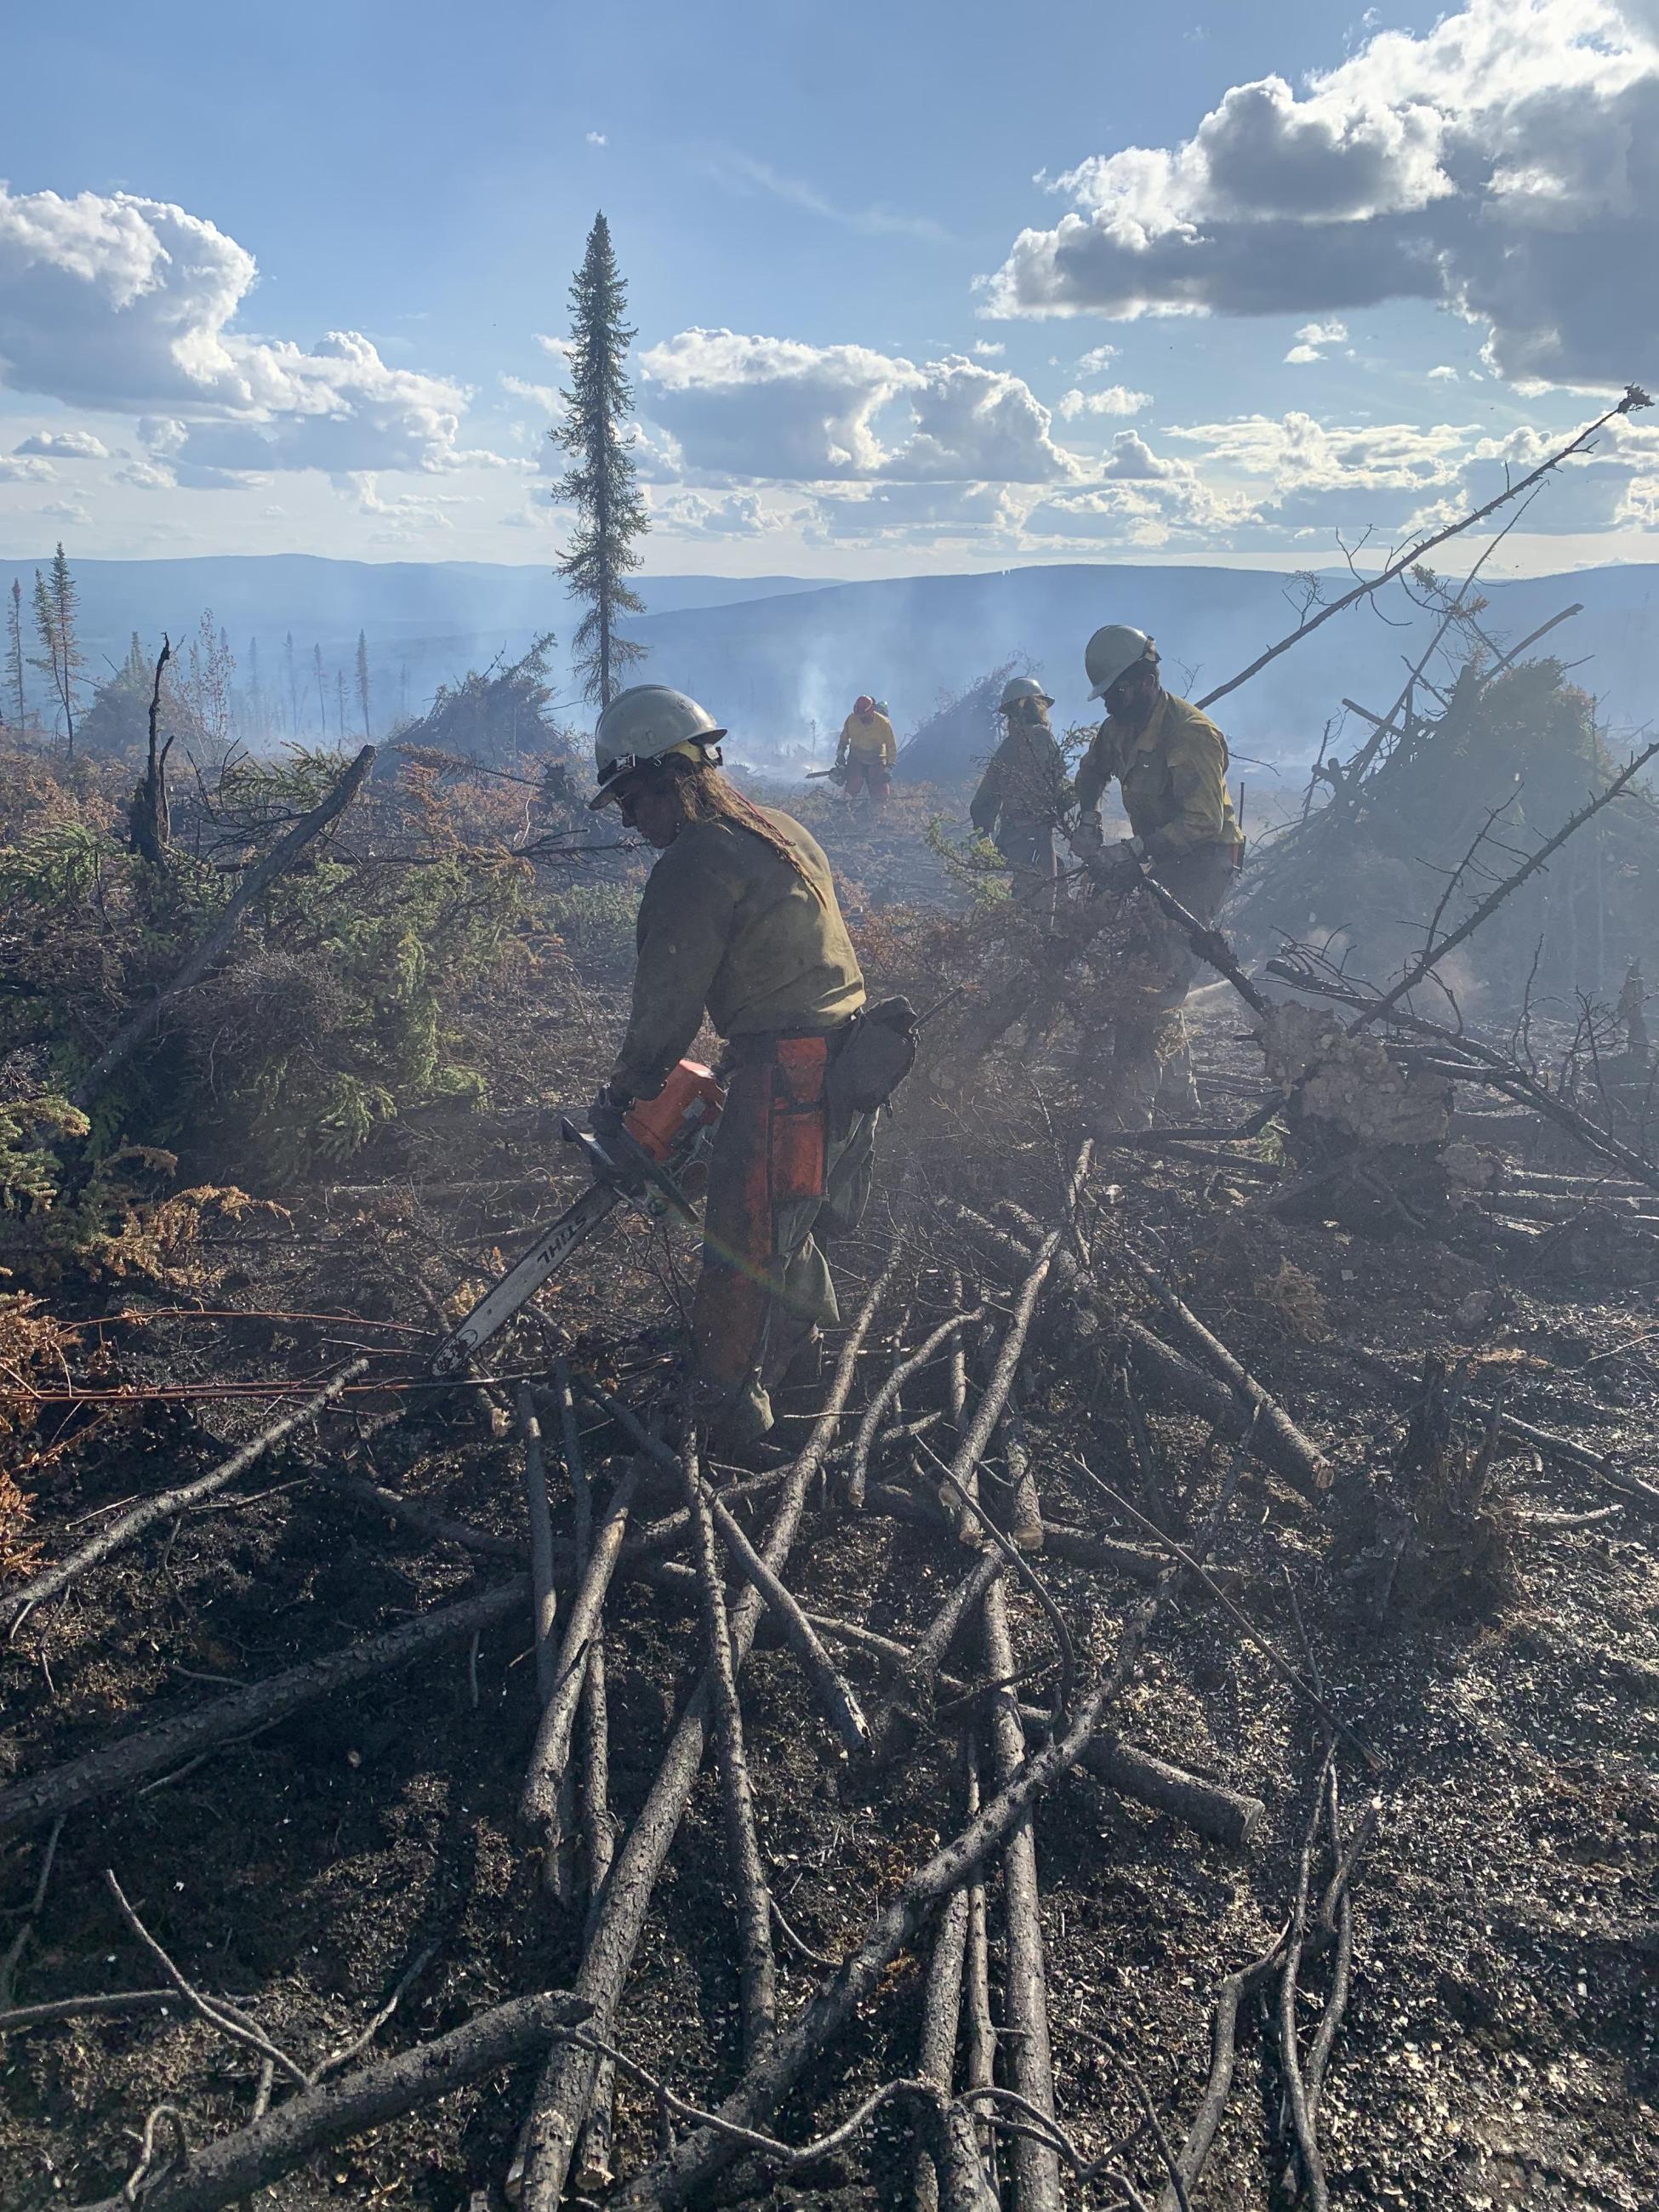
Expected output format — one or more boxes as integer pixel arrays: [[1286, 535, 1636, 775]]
[[5, 1361, 370, 1639], [103, 1870, 308, 2089]]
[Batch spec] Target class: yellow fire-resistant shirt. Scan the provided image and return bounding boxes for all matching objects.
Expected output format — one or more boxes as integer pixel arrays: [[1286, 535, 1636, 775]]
[[610, 807, 867, 1103], [840, 710, 897, 766], [1074, 691, 1239, 860]]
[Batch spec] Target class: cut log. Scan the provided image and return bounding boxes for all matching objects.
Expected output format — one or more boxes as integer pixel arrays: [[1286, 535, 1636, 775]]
[[981, 1576, 1063, 2212]]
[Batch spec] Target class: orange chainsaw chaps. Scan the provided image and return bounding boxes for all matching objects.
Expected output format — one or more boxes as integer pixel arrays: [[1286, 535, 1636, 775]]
[[693, 1036, 829, 1400]]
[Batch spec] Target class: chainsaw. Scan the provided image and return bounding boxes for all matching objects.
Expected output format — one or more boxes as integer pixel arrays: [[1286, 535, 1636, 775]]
[[428, 1058, 725, 1378]]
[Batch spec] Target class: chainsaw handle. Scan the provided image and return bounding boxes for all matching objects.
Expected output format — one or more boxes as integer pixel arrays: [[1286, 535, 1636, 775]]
[[562, 1115, 697, 1224]]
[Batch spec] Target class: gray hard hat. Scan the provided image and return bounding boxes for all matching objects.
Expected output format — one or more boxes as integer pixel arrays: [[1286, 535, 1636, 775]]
[[589, 684, 727, 809], [1000, 675, 1054, 712], [1085, 624, 1156, 701]]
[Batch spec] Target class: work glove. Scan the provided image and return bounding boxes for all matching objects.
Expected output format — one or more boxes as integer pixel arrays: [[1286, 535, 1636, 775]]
[[1071, 812, 1104, 858], [1086, 837, 1147, 896], [589, 1086, 629, 1149]]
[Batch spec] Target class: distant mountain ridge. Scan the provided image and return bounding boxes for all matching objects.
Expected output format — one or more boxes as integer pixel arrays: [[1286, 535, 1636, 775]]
[[2, 550, 1652, 775]]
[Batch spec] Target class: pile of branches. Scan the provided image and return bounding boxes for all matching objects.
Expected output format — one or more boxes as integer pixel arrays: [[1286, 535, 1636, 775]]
[[0, 1132, 1397, 2211]]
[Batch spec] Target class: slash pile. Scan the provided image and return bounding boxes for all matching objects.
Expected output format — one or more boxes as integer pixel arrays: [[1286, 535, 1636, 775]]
[[2, 993, 1656, 2210]]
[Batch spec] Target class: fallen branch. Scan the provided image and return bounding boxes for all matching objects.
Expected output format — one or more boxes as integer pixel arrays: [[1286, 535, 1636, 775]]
[[920, 1439, 1075, 1718], [516, 1389, 560, 1705], [684, 1424, 778, 2056], [1119, 1249, 1330, 1497], [604, 1426, 1241, 2210], [0, 1988, 174, 2035], [948, 1203, 1317, 1500], [0, 1579, 528, 1840], [314, 1467, 522, 1559], [866, 1549, 1006, 1770], [1064, 1459, 1380, 1775], [578, 1377, 870, 1758], [961, 1744, 996, 2174], [1275, 1758, 1335, 2212], [104, 1870, 307, 2090], [914, 1882, 969, 2212], [5, 1361, 369, 1639], [847, 1304, 986, 1511], [981, 1575, 1063, 2212], [72, 1988, 592, 2212], [701, 1479, 870, 1760], [1154, 1927, 1288, 2211], [520, 1465, 639, 1848]]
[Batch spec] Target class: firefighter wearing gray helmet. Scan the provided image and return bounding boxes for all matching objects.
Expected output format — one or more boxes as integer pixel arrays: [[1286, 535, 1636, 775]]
[[1073, 628, 1240, 1129], [587, 684, 874, 1456], [588, 683, 727, 808], [969, 672, 1069, 917]]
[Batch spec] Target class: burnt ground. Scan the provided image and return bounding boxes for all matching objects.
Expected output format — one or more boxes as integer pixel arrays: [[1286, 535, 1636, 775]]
[[1, 991, 1656, 2212]]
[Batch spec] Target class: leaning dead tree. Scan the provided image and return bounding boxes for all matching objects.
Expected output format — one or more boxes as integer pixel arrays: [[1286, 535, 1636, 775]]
[[71, 742, 377, 1112]]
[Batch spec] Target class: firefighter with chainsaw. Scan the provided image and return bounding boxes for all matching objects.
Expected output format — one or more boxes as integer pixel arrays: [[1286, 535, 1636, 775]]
[[969, 675, 1070, 918], [835, 695, 897, 811], [589, 685, 907, 1453], [1072, 626, 1241, 1126]]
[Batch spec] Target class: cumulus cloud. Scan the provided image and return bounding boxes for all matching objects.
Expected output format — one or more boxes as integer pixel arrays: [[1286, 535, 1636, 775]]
[[586, 131, 607, 147], [636, 328, 1082, 483], [1285, 318, 1348, 362], [972, 339, 1006, 357], [15, 427, 109, 458], [1451, 418, 1655, 532], [501, 373, 562, 417], [0, 453, 54, 482], [1056, 385, 1151, 419], [1075, 344, 1121, 375], [981, 0, 1659, 386], [0, 182, 491, 478], [1428, 364, 1460, 380]]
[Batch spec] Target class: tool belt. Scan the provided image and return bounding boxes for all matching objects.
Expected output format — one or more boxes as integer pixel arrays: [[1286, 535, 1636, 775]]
[[725, 1021, 851, 1067]]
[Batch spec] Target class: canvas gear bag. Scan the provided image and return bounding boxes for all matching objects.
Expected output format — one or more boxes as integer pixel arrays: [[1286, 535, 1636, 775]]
[[827, 995, 919, 1120]]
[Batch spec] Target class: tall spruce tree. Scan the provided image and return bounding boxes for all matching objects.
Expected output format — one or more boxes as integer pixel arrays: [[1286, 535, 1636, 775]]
[[4, 577, 26, 729], [555, 213, 648, 707]]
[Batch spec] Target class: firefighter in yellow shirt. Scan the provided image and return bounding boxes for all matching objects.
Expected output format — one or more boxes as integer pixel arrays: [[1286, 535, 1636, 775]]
[[835, 694, 897, 810], [1073, 626, 1241, 1126]]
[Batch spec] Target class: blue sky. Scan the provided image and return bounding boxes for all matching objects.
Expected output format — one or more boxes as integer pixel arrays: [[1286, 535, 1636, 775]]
[[2, 0, 1656, 576]]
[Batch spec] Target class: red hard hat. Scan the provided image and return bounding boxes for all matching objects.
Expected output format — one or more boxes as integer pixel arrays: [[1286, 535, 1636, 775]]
[[854, 694, 875, 714]]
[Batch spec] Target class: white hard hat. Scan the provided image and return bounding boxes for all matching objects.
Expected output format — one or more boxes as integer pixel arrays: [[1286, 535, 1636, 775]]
[[1085, 624, 1156, 702], [999, 675, 1053, 712], [590, 684, 726, 809]]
